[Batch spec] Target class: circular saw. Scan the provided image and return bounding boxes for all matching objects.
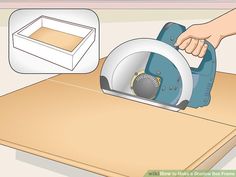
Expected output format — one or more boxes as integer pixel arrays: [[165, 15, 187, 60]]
[[100, 22, 216, 111]]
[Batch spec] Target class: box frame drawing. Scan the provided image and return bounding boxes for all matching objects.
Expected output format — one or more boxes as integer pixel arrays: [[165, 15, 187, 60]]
[[12, 15, 96, 70]]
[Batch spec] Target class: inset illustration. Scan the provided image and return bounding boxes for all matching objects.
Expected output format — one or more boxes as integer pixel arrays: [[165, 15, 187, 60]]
[[9, 9, 99, 73], [100, 22, 216, 111], [13, 16, 95, 71]]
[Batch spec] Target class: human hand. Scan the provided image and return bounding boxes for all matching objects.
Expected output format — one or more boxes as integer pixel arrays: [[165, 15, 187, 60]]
[[174, 23, 222, 58]]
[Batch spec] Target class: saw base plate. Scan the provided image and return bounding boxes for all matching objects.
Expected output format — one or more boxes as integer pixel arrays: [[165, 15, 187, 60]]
[[103, 89, 180, 112]]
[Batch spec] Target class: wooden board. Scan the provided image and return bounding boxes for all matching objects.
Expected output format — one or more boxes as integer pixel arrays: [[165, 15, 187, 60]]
[[0, 73, 236, 177], [52, 59, 236, 127], [30, 27, 83, 52], [50, 58, 104, 91]]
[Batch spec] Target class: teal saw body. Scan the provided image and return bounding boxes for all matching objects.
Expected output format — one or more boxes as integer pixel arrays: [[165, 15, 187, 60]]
[[145, 23, 216, 108], [100, 22, 216, 111]]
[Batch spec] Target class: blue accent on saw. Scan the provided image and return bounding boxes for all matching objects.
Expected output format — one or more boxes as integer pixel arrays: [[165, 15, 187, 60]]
[[189, 41, 216, 108], [145, 22, 216, 108]]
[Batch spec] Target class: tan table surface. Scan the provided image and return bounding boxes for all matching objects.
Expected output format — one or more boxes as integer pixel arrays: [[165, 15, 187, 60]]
[[1, 60, 236, 177]]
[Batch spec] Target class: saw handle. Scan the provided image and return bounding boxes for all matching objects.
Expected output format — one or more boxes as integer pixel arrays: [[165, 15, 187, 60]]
[[157, 22, 216, 73], [157, 22, 216, 107]]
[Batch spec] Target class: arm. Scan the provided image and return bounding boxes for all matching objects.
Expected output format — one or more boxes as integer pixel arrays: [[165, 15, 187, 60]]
[[175, 8, 236, 57]]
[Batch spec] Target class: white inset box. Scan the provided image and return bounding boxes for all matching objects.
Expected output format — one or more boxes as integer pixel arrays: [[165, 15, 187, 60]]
[[12, 15, 96, 70]]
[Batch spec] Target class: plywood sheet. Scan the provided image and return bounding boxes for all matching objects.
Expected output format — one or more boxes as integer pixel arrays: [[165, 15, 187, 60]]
[[51, 59, 104, 91], [51, 60, 236, 127], [0, 79, 235, 177]]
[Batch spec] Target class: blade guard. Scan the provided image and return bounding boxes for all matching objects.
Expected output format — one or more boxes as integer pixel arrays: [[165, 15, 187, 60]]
[[146, 22, 216, 108]]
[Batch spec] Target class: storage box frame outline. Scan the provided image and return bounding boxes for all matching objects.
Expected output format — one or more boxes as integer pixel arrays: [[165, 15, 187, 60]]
[[12, 15, 96, 70]]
